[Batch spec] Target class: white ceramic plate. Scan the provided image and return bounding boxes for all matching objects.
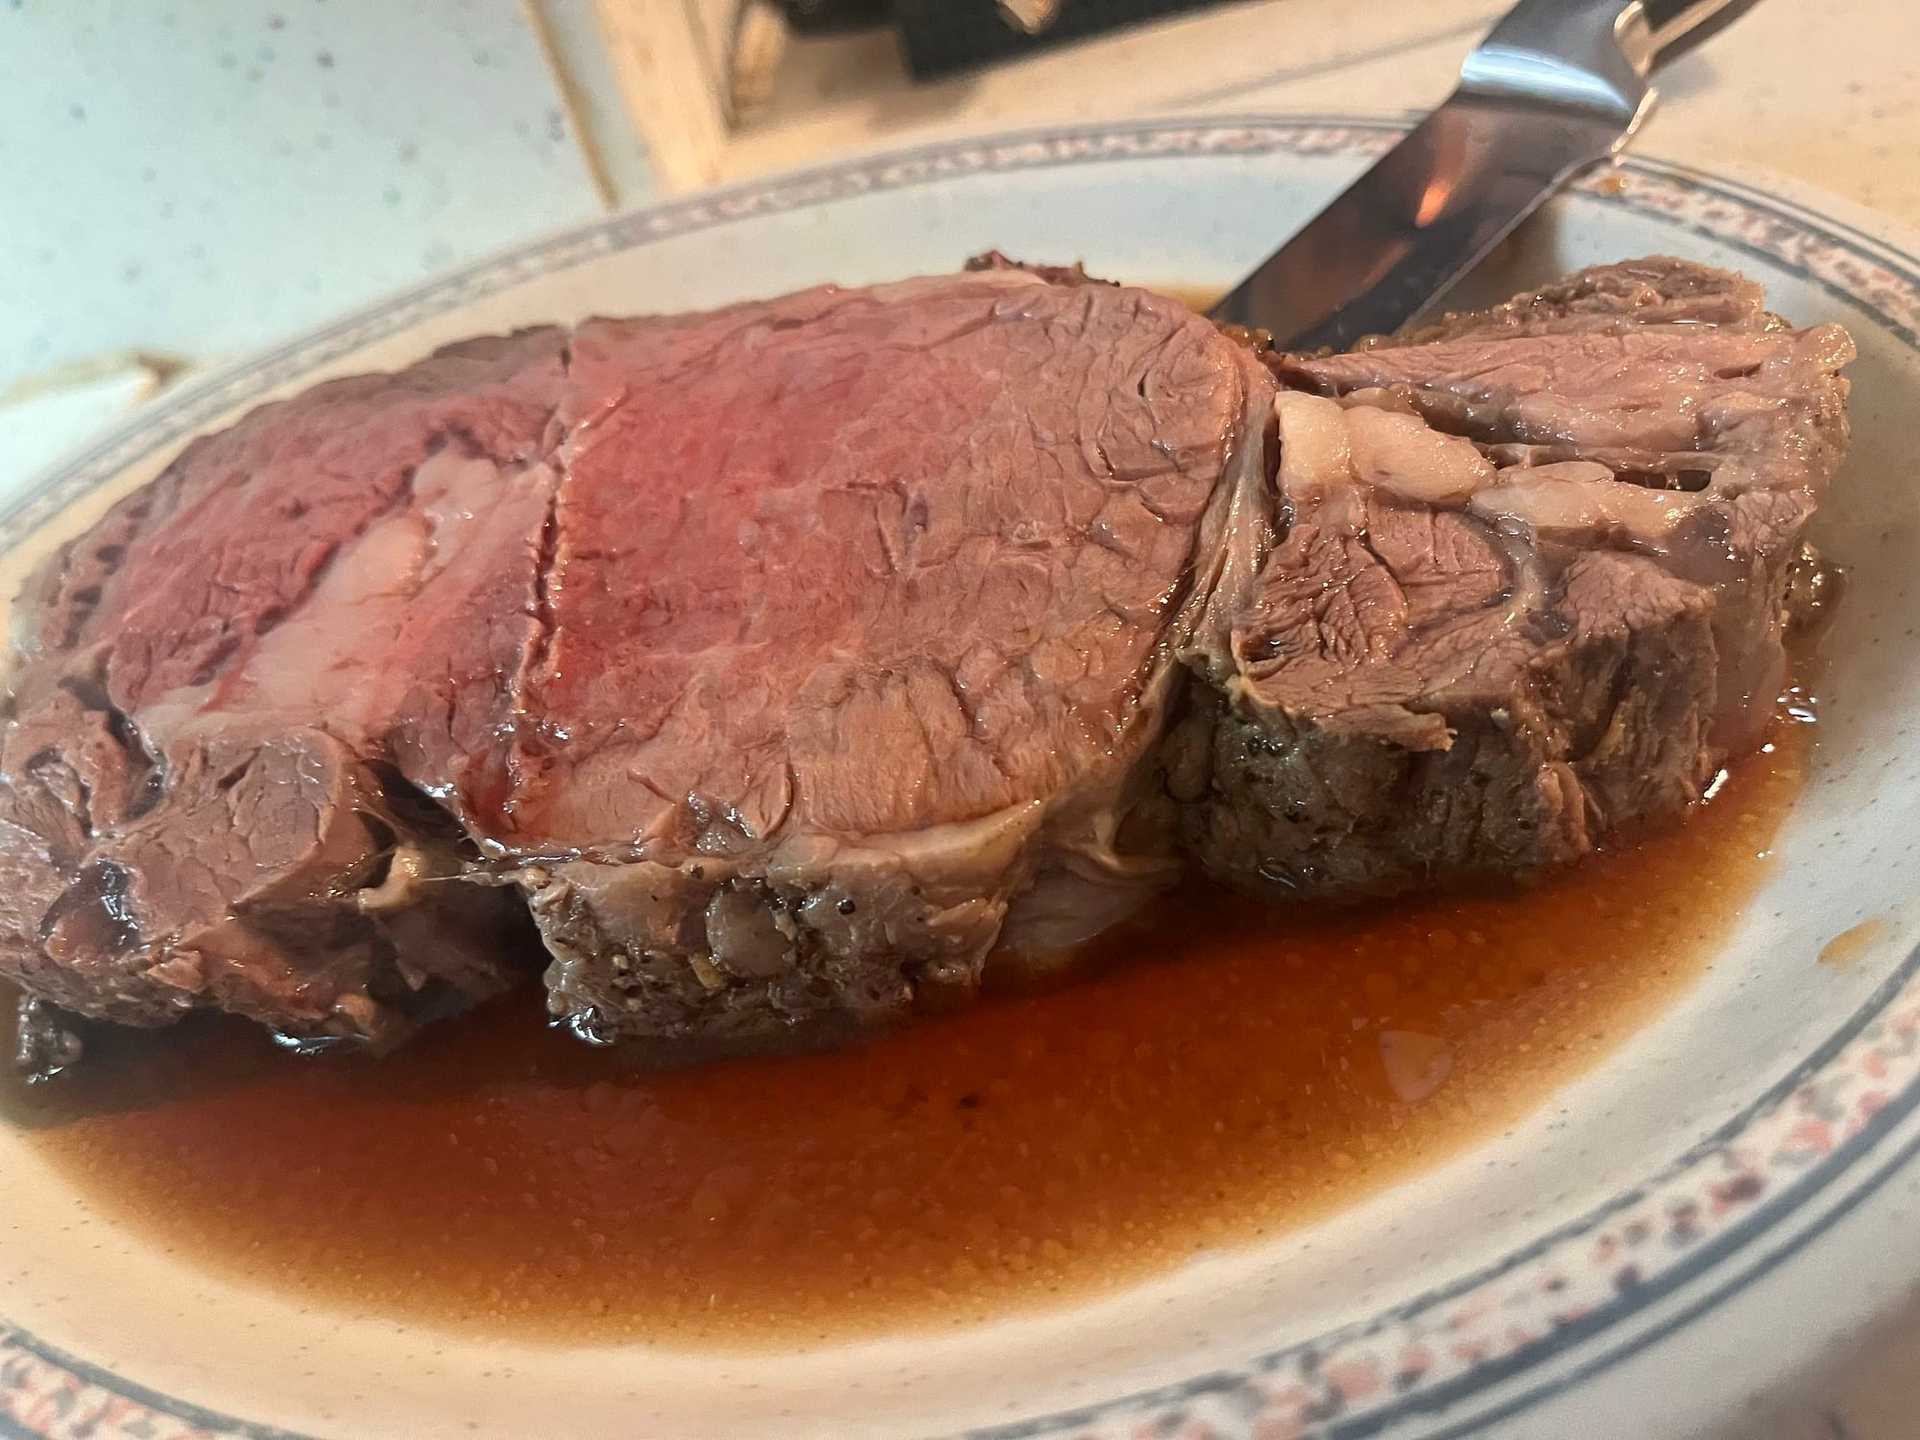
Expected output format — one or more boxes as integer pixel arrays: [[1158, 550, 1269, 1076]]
[[5, 117, 1920, 1440]]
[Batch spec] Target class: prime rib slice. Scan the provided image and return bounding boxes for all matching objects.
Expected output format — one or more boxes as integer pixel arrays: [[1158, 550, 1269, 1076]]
[[0, 257, 1853, 1051], [1, 331, 572, 1045], [1175, 257, 1854, 899], [0, 271, 1273, 1047]]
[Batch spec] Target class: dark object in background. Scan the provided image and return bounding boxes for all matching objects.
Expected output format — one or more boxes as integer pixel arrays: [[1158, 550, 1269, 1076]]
[[767, 0, 1240, 80], [893, 0, 1238, 79], [773, 0, 891, 35]]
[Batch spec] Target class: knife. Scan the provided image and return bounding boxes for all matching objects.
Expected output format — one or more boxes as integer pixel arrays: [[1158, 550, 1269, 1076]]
[[1209, 0, 1765, 351]]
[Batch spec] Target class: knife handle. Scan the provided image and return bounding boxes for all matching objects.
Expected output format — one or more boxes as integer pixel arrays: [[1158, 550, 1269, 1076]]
[[1634, 0, 1765, 67]]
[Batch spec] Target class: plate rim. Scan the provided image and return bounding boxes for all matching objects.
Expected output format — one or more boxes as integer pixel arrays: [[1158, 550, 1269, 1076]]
[[4, 112, 1919, 1440]]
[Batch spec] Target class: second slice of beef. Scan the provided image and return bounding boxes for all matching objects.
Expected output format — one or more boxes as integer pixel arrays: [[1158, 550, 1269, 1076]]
[[1176, 258, 1854, 899]]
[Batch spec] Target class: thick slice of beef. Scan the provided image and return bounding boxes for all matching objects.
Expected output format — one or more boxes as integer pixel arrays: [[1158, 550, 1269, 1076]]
[[1178, 258, 1853, 899], [1, 273, 1273, 1046], [511, 276, 1272, 1040]]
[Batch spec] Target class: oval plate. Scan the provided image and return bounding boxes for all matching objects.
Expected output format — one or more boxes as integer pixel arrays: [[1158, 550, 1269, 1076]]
[[4, 117, 1920, 1440]]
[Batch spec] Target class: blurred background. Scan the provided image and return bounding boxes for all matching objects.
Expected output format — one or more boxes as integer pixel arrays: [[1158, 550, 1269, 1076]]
[[3, 0, 1914, 492]]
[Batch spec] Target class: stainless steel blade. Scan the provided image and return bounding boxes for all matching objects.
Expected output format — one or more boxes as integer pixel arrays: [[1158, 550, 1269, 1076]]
[[1209, 0, 1763, 351], [1208, 95, 1639, 352]]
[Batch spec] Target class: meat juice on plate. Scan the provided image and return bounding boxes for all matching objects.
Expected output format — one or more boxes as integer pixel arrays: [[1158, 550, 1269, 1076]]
[[0, 717, 1810, 1347]]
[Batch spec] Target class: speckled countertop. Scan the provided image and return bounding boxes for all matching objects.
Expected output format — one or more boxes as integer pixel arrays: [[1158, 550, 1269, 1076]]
[[0, 2, 1917, 1436], [1, 1, 622, 387], [0, 0, 638, 479]]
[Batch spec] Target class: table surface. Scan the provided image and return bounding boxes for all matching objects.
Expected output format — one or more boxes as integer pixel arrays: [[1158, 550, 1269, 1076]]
[[1, 2, 1917, 1435]]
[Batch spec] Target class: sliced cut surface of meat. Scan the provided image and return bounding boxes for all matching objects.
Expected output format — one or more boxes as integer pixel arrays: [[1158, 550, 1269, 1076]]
[[516, 275, 1273, 1041], [1, 273, 1275, 1048], [1179, 258, 1853, 901]]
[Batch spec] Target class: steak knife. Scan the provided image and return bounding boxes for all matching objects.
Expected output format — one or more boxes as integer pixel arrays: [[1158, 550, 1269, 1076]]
[[1209, 0, 1765, 350]]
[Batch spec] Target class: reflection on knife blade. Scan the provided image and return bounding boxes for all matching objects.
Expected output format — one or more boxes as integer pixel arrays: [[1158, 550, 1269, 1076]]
[[1210, 0, 1764, 351]]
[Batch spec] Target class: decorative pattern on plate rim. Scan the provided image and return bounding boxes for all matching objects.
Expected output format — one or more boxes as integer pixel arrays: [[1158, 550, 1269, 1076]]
[[3, 116, 1918, 1440]]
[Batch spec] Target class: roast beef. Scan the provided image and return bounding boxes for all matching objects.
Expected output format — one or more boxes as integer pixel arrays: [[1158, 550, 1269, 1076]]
[[1177, 258, 1853, 899], [0, 258, 1853, 1051]]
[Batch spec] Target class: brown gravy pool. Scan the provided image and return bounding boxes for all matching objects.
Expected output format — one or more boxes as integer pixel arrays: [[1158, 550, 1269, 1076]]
[[1, 725, 1810, 1348]]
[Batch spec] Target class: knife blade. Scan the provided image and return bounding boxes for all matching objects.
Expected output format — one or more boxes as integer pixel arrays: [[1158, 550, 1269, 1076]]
[[1209, 0, 1764, 351]]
